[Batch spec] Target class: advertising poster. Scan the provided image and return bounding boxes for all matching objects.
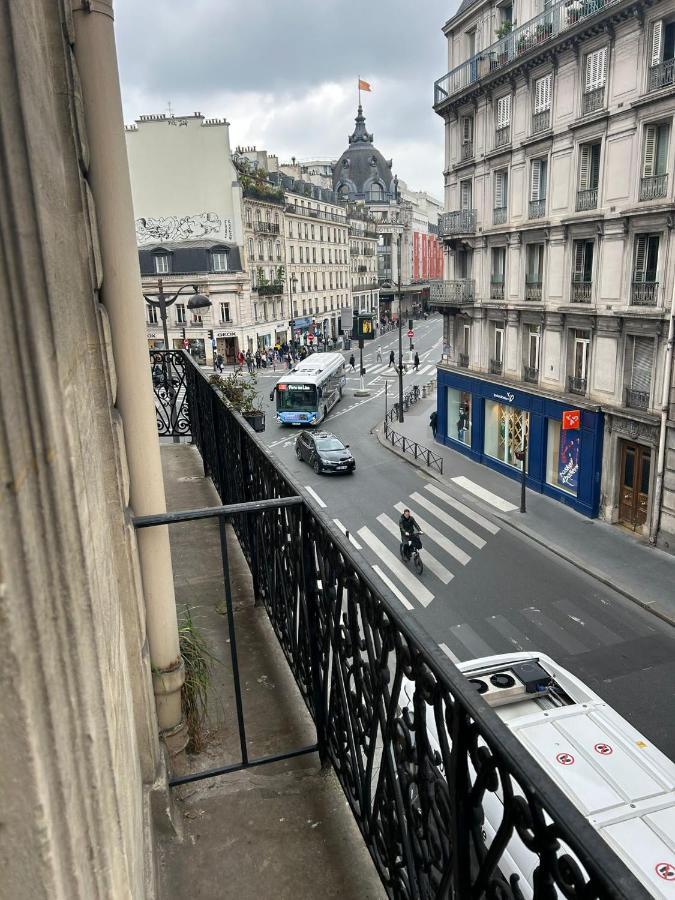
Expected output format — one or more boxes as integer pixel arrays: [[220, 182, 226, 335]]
[[558, 430, 580, 492]]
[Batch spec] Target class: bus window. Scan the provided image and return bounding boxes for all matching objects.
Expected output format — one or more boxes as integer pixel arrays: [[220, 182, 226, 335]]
[[277, 385, 317, 411]]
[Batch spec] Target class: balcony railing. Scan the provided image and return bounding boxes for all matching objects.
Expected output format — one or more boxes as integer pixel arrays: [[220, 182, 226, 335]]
[[438, 209, 476, 236], [490, 281, 504, 300], [582, 86, 605, 115], [254, 283, 285, 296], [571, 280, 592, 303], [495, 125, 511, 148], [576, 188, 598, 210], [648, 58, 675, 92], [528, 199, 546, 219], [461, 141, 474, 161], [568, 374, 587, 395], [625, 387, 650, 410], [532, 109, 550, 133], [459, 352, 469, 367], [433, 0, 621, 106], [285, 204, 346, 223], [253, 221, 280, 234], [429, 279, 475, 305], [523, 365, 539, 383], [493, 206, 507, 225], [525, 280, 543, 301], [149, 350, 650, 900], [639, 174, 668, 201], [631, 281, 658, 306], [489, 358, 503, 375], [357, 265, 368, 273]]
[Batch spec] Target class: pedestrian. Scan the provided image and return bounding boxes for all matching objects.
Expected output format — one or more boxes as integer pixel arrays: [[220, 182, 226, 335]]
[[430, 410, 438, 439], [216, 353, 224, 373], [388, 350, 395, 368], [255, 349, 261, 369], [349, 353, 355, 371], [414, 351, 420, 371], [376, 347, 382, 363]]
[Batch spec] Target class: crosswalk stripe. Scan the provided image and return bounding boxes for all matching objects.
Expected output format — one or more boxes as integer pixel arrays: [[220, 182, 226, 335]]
[[488, 614, 536, 652], [450, 476, 518, 512], [333, 518, 362, 550], [520, 607, 591, 656], [450, 623, 493, 659], [423, 484, 500, 535], [416, 364, 432, 376], [409, 492, 486, 549], [376, 513, 453, 584], [372, 565, 414, 611], [439, 642, 460, 664], [393, 502, 470, 566], [357, 526, 434, 607], [304, 485, 327, 508]]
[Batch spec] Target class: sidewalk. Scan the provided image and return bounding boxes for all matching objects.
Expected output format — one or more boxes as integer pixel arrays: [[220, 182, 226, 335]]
[[376, 393, 675, 627]]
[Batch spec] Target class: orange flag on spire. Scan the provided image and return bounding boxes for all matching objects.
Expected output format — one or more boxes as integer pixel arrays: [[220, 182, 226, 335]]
[[358, 79, 372, 92]]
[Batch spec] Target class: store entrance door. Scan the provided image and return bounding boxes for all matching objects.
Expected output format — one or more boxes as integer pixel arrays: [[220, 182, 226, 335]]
[[618, 441, 651, 529]]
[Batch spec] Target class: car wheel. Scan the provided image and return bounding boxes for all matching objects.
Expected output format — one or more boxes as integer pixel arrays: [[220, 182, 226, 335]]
[[296, 445, 302, 460], [323, 406, 328, 421], [313, 457, 321, 474]]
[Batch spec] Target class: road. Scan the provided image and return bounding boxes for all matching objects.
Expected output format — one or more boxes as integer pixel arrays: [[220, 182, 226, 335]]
[[254, 317, 675, 760]]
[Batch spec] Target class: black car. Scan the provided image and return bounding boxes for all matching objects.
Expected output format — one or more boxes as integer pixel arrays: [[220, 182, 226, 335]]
[[295, 431, 355, 475]]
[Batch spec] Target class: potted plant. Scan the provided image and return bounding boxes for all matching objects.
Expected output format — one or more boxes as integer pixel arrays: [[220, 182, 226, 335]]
[[210, 371, 266, 432], [496, 20, 514, 40]]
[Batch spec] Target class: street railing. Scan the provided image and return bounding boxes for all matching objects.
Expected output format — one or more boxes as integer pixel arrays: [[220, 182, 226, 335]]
[[385, 384, 421, 423], [383, 420, 444, 473], [149, 349, 649, 900]]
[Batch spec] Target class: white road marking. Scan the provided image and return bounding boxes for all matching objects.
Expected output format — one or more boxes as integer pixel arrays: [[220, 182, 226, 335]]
[[423, 484, 500, 535], [416, 365, 432, 376], [450, 623, 493, 658], [333, 518, 362, 550], [372, 565, 414, 611], [394, 502, 470, 566], [439, 642, 460, 664], [357, 526, 434, 607], [409, 492, 486, 549], [376, 513, 453, 584], [450, 476, 518, 512], [305, 486, 327, 508]]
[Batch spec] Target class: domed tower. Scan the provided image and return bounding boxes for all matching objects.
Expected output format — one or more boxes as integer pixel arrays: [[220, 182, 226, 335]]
[[333, 106, 397, 203]]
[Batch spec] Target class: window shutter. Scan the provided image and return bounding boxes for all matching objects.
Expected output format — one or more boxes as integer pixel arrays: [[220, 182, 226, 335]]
[[497, 95, 511, 127], [585, 48, 607, 91], [530, 159, 543, 200], [462, 116, 473, 143], [461, 180, 472, 209], [631, 337, 654, 392], [534, 74, 552, 113], [656, 125, 670, 176], [598, 47, 608, 87], [579, 144, 591, 190], [634, 235, 647, 280], [573, 241, 584, 277], [504, 94, 511, 125], [495, 171, 506, 208], [643, 124, 657, 177], [650, 20, 663, 68], [590, 143, 601, 189]]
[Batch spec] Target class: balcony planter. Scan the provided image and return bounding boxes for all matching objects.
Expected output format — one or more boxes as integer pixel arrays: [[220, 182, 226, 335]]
[[242, 410, 266, 432], [210, 371, 265, 431], [536, 22, 553, 41]]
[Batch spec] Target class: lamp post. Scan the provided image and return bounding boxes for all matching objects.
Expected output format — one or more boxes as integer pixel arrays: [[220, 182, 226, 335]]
[[287, 272, 298, 349], [396, 234, 404, 423]]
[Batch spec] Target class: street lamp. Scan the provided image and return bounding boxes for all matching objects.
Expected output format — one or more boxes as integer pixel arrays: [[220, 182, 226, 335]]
[[287, 272, 298, 348], [379, 234, 404, 424], [143, 278, 212, 353]]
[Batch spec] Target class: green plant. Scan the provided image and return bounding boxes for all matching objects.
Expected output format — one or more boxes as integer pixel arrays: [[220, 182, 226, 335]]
[[496, 20, 514, 39], [210, 370, 263, 414], [179, 605, 216, 754]]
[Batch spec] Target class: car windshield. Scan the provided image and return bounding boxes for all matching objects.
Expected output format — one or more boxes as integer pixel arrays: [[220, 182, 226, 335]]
[[315, 438, 344, 451], [277, 385, 317, 411]]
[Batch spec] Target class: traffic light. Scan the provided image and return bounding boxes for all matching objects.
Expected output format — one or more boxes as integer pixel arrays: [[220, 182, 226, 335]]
[[408, 319, 413, 331], [181, 327, 186, 340]]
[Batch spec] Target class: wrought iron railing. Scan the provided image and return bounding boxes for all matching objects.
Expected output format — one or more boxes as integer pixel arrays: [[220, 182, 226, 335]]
[[433, 0, 621, 106], [429, 279, 475, 305], [459, 352, 469, 367], [625, 387, 650, 410], [490, 282, 505, 300], [576, 188, 598, 210], [525, 280, 543, 301], [639, 174, 668, 201], [648, 58, 675, 92], [523, 365, 539, 383], [461, 141, 474, 161], [149, 349, 649, 900], [253, 221, 280, 234], [438, 209, 476, 235], [528, 199, 546, 219], [568, 374, 587, 395], [571, 280, 592, 303], [490, 358, 503, 375], [495, 125, 511, 148], [254, 283, 285, 296], [582, 86, 605, 114], [493, 206, 507, 225], [383, 421, 443, 473], [631, 281, 658, 306], [532, 109, 551, 133]]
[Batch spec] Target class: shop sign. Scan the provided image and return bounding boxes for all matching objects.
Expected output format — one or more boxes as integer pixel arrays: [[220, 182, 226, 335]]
[[217, 331, 236, 338], [558, 431, 580, 492], [493, 390, 515, 404], [562, 409, 581, 430], [148, 332, 157, 338]]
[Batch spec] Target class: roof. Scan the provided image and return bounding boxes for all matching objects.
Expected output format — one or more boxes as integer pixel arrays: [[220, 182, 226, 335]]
[[139, 239, 237, 252], [332, 106, 396, 201]]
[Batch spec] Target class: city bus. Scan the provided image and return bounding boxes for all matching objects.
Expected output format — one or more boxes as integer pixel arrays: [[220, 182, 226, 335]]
[[270, 352, 346, 426]]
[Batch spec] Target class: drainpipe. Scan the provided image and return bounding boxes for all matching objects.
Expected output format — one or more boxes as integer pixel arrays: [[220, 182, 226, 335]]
[[72, 1, 186, 751], [650, 275, 675, 545]]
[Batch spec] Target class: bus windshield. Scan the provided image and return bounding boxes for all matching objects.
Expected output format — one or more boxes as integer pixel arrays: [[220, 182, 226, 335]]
[[276, 384, 318, 412]]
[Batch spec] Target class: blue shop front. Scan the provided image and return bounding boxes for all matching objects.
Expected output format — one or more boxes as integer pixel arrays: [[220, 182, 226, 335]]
[[436, 369, 604, 518]]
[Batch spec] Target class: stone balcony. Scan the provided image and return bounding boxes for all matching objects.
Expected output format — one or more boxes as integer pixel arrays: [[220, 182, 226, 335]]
[[438, 209, 476, 236], [429, 278, 475, 306]]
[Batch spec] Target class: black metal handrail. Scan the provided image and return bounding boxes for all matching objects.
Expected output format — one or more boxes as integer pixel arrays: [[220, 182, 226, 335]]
[[149, 349, 649, 900], [383, 420, 443, 473], [576, 188, 598, 211], [385, 384, 421, 422]]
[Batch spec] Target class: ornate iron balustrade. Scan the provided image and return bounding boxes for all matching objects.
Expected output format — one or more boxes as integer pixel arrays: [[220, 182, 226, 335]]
[[149, 349, 649, 900], [648, 58, 675, 92], [571, 280, 592, 303], [438, 209, 476, 236], [254, 283, 285, 296], [490, 280, 505, 300], [523, 365, 539, 383], [639, 174, 668, 201], [568, 374, 587, 395], [525, 280, 543, 301], [576, 188, 598, 210], [285, 204, 347, 223], [495, 125, 511, 148], [252, 221, 280, 234], [429, 279, 475, 305], [631, 281, 658, 306], [532, 109, 550, 133], [461, 141, 474, 161], [493, 206, 507, 225], [528, 199, 546, 219], [433, 0, 621, 107], [490, 358, 503, 375], [459, 352, 469, 367], [582, 86, 605, 114], [625, 387, 650, 410]]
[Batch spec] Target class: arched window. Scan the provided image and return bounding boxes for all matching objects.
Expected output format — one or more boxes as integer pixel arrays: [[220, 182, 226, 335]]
[[247, 237, 254, 259], [368, 183, 383, 201], [257, 240, 263, 259], [246, 206, 252, 226], [267, 240, 273, 259], [256, 208, 262, 224], [274, 211, 279, 225], [275, 241, 281, 260]]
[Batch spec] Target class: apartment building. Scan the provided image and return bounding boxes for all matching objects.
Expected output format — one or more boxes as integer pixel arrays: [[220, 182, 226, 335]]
[[431, 0, 675, 540], [348, 206, 380, 316]]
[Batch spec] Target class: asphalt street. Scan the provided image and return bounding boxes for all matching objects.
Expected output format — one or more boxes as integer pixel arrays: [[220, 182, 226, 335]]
[[255, 317, 675, 760]]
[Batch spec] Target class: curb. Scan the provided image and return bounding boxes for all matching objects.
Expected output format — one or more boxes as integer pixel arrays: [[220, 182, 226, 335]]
[[374, 423, 675, 630]]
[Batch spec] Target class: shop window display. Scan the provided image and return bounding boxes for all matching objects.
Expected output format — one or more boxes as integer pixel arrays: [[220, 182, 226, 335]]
[[546, 419, 579, 496], [484, 400, 529, 467], [447, 388, 472, 445]]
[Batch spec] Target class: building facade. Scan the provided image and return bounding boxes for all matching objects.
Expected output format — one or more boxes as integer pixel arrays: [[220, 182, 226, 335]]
[[432, 0, 675, 537], [348, 205, 380, 316]]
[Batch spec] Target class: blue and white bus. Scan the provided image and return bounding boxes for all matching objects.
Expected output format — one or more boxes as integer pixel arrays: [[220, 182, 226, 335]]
[[271, 352, 346, 426]]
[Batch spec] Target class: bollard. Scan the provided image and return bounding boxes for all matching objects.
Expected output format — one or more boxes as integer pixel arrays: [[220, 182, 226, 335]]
[[422, 384, 427, 398]]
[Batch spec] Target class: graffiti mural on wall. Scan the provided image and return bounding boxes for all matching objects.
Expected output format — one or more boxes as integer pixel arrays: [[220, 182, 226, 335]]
[[135, 212, 233, 244]]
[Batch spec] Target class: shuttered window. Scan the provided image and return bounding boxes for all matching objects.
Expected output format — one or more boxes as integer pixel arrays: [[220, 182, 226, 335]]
[[460, 179, 473, 209], [643, 124, 670, 176], [461, 116, 474, 143], [584, 47, 608, 91], [578, 143, 601, 190], [496, 94, 512, 127], [530, 158, 548, 200], [629, 336, 654, 393], [651, 20, 663, 67], [494, 170, 508, 209], [634, 234, 660, 282], [534, 74, 552, 113], [492, 247, 506, 280], [572, 241, 594, 281], [526, 244, 544, 280]]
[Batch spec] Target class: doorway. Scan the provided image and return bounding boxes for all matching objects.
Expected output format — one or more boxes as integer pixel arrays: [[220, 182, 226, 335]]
[[618, 441, 651, 530]]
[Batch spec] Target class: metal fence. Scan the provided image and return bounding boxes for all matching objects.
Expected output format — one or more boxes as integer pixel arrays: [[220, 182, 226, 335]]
[[149, 349, 648, 900], [385, 384, 421, 423], [383, 421, 444, 474]]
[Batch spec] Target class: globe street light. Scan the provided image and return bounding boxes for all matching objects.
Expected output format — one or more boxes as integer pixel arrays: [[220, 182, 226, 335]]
[[143, 278, 212, 353]]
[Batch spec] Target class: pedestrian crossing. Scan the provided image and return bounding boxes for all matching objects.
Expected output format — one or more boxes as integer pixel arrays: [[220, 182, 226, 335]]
[[344, 362, 435, 385]]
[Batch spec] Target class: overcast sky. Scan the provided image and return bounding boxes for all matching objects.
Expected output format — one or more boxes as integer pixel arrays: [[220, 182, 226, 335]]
[[114, 0, 456, 198]]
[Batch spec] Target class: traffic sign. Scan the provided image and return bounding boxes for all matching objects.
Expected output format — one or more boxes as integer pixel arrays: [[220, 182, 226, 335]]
[[407, 329, 414, 338], [556, 752, 575, 766], [562, 410, 580, 430], [656, 862, 675, 881], [594, 742, 613, 756], [307, 334, 314, 342]]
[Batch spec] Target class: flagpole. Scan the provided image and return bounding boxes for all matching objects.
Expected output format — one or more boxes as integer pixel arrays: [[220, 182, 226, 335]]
[[358, 76, 361, 107]]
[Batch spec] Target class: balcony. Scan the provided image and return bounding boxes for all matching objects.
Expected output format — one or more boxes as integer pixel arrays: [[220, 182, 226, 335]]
[[639, 174, 668, 201], [357, 264, 368, 273], [525, 279, 543, 302], [528, 199, 546, 219], [461, 141, 474, 161], [490, 358, 503, 375], [576, 188, 598, 211], [438, 209, 476, 236], [254, 283, 284, 296], [252, 221, 280, 234], [625, 387, 650, 410], [568, 375, 587, 395], [648, 58, 675, 92], [490, 279, 504, 300], [571, 280, 592, 303], [459, 352, 469, 367], [433, 0, 621, 107], [582, 86, 605, 115], [493, 206, 507, 225], [631, 281, 658, 306], [495, 125, 511, 149], [532, 109, 550, 134], [523, 365, 539, 383], [429, 278, 475, 305]]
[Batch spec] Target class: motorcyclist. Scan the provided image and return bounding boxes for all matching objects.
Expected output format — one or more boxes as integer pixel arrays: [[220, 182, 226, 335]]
[[399, 509, 422, 559]]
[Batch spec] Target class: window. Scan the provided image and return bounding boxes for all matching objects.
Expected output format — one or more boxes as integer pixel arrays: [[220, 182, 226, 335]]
[[313, 272, 318, 290], [649, 19, 675, 70], [546, 420, 579, 496], [212, 251, 228, 272], [447, 388, 472, 445], [572, 330, 590, 380], [288, 221, 293, 238], [274, 211, 279, 226], [461, 116, 474, 158], [641, 123, 670, 199], [533, 74, 552, 131], [154, 254, 170, 274], [256, 208, 262, 226], [577, 142, 601, 209], [321, 248, 325, 264], [528, 325, 540, 371], [485, 400, 529, 467], [312, 247, 316, 263], [299, 246, 304, 263], [219, 302, 230, 323], [328, 248, 333, 264], [300, 273, 305, 292], [246, 207, 252, 226], [369, 183, 384, 201], [495, 94, 511, 143], [267, 240, 273, 259], [147, 305, 159, 324], [530, 158, 547, 201], [571, 241, 594, 302], [290, 246, 295, 263], [257, 240, 264, 260], [311, 225, 315, 240], [275, 241, 281, 261], [175, 303, 186, 324], [491, 246, 506, 299], [494, 323, 505, 364], [304, 223, 309, 239], [583, 47, 607, 112], [247, 237, 254, 260], [462, 324, 471, 357], [494, 170, 508, 221], [460, 179, 473, 210], [320, 226, 324, 241], [632, 234, 660, 304], [526, 244, 544, 299]]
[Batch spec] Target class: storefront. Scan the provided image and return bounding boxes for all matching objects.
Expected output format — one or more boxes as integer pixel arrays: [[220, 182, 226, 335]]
[[215, 329, 238, 364], [437, 370, 604, 517]]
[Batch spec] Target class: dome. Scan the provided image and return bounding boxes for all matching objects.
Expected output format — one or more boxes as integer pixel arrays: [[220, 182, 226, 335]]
[[332, 106, 396, 203]]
